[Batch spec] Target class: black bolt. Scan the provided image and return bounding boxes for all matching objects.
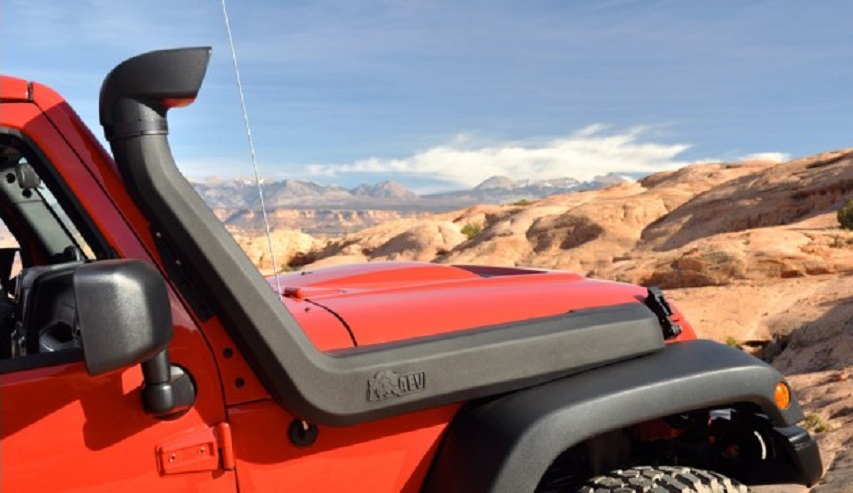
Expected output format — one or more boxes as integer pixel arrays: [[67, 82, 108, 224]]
[[289, 419, 318, 447]]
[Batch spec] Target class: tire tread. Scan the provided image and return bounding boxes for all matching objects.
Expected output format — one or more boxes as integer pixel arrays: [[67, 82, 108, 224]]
[[577, 466, 749, 492]]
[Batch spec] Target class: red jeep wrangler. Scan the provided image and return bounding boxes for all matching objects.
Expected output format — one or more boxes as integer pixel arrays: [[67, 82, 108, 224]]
[[0, 48, 822, 492]]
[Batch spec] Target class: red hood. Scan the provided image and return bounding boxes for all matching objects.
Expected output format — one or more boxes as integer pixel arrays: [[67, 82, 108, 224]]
[[274, 262, 652, 348]]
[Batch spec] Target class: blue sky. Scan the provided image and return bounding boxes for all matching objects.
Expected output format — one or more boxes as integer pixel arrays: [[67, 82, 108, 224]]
[[3, 0, 853, 192]]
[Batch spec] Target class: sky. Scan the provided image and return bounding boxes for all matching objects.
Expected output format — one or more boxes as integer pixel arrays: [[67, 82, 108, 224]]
[[2, 0, 853, 193]]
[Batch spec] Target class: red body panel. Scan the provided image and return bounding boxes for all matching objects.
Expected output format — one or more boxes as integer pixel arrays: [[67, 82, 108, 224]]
[[229, 401, 458, 493], [0, 76, 30, 102], [277, 262, 652, 345], [0, 318, 235, 493]]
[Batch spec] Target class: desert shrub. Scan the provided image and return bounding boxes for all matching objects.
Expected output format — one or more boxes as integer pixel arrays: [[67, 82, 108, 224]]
[[803, 413, 833, 433], [838, 198, 853, 230], [511, 199, 534, 207], [725, 336, 742, 349], [461, 222, 483, 240]]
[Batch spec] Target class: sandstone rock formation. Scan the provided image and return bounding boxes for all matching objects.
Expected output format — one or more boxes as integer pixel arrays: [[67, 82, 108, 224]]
[[231, 229, 318, 274], [268, 152, 852, 280], [219, 208, 425, 236]]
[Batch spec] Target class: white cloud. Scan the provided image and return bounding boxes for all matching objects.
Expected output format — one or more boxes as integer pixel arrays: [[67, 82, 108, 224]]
[[306, 125, 694, 189], [738, 152, 790, 163], [179, 126, 791, 193]]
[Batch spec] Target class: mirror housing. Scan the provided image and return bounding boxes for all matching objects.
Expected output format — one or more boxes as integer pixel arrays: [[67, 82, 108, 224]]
[[74, 260, 172, 376]]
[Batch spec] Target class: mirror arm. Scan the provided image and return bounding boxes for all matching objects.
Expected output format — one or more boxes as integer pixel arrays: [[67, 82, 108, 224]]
[[140, 348, 196, 419]]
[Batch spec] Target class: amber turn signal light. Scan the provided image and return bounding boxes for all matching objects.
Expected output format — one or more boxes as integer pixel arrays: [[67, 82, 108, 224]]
[[774, 381, 791, 410]]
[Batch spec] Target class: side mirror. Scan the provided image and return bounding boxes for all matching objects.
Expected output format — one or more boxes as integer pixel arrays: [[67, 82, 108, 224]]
[[74, 260, 195, 418], [74, 260, 172, 375]]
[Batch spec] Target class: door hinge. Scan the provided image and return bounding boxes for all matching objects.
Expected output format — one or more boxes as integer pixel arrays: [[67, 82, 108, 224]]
[[156, 422, 235, 475]]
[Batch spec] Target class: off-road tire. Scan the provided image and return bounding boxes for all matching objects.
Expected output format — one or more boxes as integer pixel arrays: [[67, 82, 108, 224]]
[[577, 465, 749, 492]]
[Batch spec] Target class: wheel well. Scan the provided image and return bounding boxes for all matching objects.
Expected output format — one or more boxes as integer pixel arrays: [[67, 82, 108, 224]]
[[535, 403, 796, 492]]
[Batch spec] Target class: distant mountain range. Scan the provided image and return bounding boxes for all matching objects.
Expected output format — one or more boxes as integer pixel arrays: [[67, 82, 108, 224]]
[[426, 174, 628, 205], [191, 174, 629, 212]]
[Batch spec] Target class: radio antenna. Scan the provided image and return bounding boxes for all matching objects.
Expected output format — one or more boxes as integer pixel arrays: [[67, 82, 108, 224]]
[[220, 0, 283, 295]]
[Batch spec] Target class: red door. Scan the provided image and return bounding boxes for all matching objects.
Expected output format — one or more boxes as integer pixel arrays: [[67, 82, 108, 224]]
[[1, 352, 236, 493], [0, 97, 237, 493]]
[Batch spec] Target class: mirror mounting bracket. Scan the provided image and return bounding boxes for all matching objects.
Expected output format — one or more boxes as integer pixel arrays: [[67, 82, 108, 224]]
[[140, 349, 196, 419]]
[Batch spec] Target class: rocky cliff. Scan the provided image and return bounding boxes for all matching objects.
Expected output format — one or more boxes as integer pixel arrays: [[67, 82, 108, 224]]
[[217, 208, 425, 236]]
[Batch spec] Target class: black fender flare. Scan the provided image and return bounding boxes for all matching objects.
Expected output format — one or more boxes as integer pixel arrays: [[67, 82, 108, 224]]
[[422, 340, 804, 493]]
